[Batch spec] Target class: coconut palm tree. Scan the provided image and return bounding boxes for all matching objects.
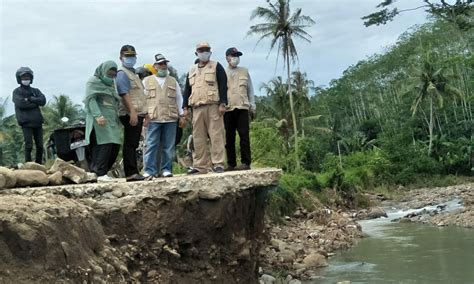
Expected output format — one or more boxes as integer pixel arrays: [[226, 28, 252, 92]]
[[408, 52, 463, 154], [248, 0, 315, 169]]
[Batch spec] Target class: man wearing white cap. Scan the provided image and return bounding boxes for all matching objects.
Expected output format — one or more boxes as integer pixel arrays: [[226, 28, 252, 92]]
[[142, 54, 185, 178], [183, 42, 228, 174]]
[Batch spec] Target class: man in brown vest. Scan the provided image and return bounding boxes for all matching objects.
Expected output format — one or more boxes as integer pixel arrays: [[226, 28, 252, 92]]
[[142, 54, 185, 178], [183, 41, 228, 174], [116, 45, 147, 181], [224, 47, 256, 171]]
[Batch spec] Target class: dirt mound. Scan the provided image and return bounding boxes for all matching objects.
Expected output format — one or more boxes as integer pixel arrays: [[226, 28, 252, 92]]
[[0, 169, 281, 283]]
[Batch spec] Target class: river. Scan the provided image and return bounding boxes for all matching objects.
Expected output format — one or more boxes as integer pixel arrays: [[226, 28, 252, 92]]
[[317, 200, 474, 283]]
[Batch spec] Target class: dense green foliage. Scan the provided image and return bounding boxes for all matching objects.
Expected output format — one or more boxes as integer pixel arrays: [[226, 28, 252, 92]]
[[253, 20, 473, 209]]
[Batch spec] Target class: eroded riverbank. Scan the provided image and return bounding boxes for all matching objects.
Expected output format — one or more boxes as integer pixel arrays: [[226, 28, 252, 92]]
[[259, 182, 474, 283]]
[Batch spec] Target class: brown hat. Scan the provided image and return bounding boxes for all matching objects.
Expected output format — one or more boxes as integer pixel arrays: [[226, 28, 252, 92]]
[[196, 41, 211, 50]]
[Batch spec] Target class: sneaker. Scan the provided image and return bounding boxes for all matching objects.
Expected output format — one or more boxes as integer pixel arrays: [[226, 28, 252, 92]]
[[143, 172, 154, 181], [126, 174, 146, 182], [212, 166, 225, 173], [97, 175, 116, 182], [225, 166, 235, 172], [161, 171, 173, 178], [187, 168, 206, 175], [235, 164, 251, 171]]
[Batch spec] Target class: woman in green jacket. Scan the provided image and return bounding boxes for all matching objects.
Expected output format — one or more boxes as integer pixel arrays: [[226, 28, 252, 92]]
[[84, 61, 122, 182]]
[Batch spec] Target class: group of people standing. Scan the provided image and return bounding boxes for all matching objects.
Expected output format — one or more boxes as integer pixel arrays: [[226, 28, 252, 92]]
[[82, 42, 256, 181], [12, 42, 255, 182]]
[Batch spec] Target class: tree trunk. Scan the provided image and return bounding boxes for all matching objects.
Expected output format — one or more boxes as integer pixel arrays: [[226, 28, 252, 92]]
[[286, 53, 300, 170], [429, 96, 434, 155]]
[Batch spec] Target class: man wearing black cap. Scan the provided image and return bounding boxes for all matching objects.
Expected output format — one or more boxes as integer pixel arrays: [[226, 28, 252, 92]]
[[116, 45, 147, 181], [224, 47, 256, 171]]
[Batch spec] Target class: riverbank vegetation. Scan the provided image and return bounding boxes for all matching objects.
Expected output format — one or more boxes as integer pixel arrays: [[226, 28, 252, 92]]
[[252, 18, 473, 215]]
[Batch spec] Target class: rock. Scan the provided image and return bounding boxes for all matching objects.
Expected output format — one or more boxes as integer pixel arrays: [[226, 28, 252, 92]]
[[302, 252, 328, 268], [48, 172, 63, 186], [0, 174, 5, 189], [198, 190, 221, 200], [261, 274, 276, 284], [287, 243, 305, 255], [366, 207, 388, 219], [12, 169, 49, 187], [270, 238, 286, 251], [50, 158, 87, 184], [0, 167, 17, 188], [23, 162, 48, 173], [289, 280, 302, 284], [85, 172, 97, 183], [147, 270, 157, 278], [279, 249, 296, 263]]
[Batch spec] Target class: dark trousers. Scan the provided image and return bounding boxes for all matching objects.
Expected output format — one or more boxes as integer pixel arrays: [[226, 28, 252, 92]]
[[22, 127, 43, 164], [89, 128, 120, 176], [224, 109, 251, 167], [119, 115, 144, 177]]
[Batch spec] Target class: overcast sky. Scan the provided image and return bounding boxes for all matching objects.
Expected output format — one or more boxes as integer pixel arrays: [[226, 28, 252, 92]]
[[0, 0, 427, 115]]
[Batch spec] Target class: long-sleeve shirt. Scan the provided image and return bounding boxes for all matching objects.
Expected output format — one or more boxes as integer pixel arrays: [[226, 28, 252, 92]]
[[144, 76, 184, 123], [182, 62, 228, 108], [226, 67, 256, 110], [12, 86, 46, 128]]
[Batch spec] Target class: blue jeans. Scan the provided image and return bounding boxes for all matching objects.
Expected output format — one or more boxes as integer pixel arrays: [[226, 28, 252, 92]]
[[144, 121, 177, 176]]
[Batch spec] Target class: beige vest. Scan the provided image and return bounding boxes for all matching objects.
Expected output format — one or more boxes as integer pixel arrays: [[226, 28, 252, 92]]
[[226, 66, 250, 110], [188, 60, 219, 107], [118, 67, 147, 116], [143, 76, 179, 121]]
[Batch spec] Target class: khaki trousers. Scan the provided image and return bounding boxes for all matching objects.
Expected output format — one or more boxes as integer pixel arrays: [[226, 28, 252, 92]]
[[192, 104, 226, 172]]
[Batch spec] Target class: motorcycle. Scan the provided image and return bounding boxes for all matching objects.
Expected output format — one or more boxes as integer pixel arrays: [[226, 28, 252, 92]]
[[47, 117, 90, 170]]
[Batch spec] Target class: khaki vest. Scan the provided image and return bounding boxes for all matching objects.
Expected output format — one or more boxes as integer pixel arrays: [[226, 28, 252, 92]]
[[143, 76, 179, 121], [118, 67, 147, 116], [226, 66, 250, 110], [188, 60, 219, 107]]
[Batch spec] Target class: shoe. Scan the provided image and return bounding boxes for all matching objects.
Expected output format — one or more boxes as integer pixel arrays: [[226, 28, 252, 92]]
[[225, 166, 235, 172], [161, 171, 173, 178], [235, 164, 251, 171], [126, 174, 146, 182], [97, 175, 116, 182], [143, 172, 155, 181], [187, 168, 205, 175], [212, 166, 224, 173]]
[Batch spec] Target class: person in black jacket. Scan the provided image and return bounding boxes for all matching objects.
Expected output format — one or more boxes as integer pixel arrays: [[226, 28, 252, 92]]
[[12, 67, 46, 164]]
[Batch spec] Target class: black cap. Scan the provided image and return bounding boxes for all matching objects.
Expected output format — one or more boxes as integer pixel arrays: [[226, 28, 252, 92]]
[[226, 47, 243, 57], [120, 45, 137, 56]]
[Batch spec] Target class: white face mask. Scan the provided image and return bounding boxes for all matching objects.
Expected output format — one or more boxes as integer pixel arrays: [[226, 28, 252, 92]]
[[21, 80, 31, 86], [197, 51, 211, 62], [229, 57, 240, 67]]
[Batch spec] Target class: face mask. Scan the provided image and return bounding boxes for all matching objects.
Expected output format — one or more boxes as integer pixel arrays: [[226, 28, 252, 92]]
[[21, 80, 31, 86], [197, 52, 211, 62], [101, 76, 115, 86], [157, 69, 168, 77], [123, 57, 137, 68], [230, 57, 240, 67]]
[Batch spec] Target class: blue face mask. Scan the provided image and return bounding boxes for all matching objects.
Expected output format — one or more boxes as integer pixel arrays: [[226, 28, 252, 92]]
[[123, 57, 137, 68]]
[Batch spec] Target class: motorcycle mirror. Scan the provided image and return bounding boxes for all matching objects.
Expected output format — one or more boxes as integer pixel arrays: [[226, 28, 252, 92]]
[[61, 117, 69, 123]]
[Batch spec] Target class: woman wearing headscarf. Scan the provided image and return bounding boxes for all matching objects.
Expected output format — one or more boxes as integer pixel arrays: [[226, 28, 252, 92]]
[[84, 60, 121, 182]]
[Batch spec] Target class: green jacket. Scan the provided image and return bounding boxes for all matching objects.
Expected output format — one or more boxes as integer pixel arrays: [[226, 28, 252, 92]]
[[84, 61, 122, 145]]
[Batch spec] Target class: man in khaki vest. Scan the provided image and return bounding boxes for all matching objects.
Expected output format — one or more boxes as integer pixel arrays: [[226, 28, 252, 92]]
[[142, 54, 185, 178], [224, 47, 256, 171], [183, 41, 228, 174], [116, 45, 147, 181]]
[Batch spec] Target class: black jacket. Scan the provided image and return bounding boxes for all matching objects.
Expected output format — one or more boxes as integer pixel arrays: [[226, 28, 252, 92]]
[[12, 86, 46, 128]]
